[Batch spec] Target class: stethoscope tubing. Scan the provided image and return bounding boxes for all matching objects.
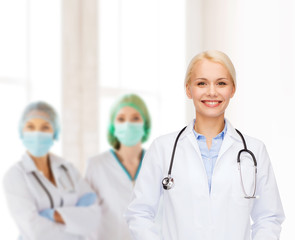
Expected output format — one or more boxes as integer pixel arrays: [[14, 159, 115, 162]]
[[236, 128, 257, 198], [32, 172, 54, 208], [167, 126, 187, 176], [163, 126, 258, 199], [235, 129, 257, 166], [32, 165, 74, 208]]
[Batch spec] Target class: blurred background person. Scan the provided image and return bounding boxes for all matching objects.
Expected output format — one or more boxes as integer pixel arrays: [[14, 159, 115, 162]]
[[3, 101, 100, 240], [85, 94, 151, 240]]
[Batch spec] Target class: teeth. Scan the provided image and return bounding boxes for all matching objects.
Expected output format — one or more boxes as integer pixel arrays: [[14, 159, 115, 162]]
[[204, 101, 219, 105]]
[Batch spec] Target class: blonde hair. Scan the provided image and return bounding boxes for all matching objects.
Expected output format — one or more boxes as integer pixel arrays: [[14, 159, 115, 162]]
[[184, 50, 236, 87]]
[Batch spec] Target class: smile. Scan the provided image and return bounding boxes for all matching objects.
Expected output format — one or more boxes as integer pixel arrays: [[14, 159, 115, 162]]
[[201, 100, 222, 107]]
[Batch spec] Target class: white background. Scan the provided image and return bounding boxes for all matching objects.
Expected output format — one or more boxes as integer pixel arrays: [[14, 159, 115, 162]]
[[0, 0, 294, 238]]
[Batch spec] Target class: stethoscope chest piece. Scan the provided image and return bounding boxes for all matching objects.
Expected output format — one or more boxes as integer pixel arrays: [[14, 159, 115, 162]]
[[162, 176, 174, 190]]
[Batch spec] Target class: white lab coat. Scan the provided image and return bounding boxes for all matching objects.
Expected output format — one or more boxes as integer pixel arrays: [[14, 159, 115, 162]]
[[125, 120, 285, 240], [3, 153, 100, 240], [85, 151, 136, 240]]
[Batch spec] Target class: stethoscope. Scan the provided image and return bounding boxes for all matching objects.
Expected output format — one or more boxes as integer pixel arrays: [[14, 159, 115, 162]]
[[162, 126, 257, 199], [32, 165, 75, 208]]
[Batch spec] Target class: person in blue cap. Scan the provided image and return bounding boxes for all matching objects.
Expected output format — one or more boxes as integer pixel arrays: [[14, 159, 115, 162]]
[[3, 101, 100, 240], [85, 94, 151, 240]]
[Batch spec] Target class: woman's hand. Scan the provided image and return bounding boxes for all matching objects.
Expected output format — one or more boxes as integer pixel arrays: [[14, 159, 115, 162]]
[[39, 209, 65, 224], [76, 192, 97, 207], [39, 208, 55, 221], [54, 211, 65, 224]]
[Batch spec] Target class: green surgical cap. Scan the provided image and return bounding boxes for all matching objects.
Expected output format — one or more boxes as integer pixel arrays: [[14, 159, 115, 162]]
[[108, 94, 151, 149], [19, 101, 60, 140]]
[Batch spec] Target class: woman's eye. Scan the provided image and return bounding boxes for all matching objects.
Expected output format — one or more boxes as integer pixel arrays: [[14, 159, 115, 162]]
[[197, 82, 206, 86], [42, 126, 50, 131], [117, 117, 125, 122], [218, 82, 227, 86], [131, 116, 141, 122]]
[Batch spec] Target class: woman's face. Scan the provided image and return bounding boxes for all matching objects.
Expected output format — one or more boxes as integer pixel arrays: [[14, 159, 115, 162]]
[[115, 106, 143, 124], [186, 59, 235, 119], [23, 118, 54, 134]]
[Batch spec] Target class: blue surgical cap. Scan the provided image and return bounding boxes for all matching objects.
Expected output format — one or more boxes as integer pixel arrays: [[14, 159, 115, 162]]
[[19, 101, 60, 140]]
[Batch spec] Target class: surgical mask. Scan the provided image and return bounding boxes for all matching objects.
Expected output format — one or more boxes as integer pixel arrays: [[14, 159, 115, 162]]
[[22, 132, 54, 157], [114, 122, 144, 147]]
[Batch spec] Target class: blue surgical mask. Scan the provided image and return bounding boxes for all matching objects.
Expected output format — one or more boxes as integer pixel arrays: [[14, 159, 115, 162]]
[[22, 132, 54, 157], [114, 122, 144, 147]]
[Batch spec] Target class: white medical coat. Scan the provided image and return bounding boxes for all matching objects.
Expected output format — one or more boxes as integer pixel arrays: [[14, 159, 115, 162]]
[[3, 153, 100, 240], [125, 120, 285, 240], [85, 151, 136, 240]]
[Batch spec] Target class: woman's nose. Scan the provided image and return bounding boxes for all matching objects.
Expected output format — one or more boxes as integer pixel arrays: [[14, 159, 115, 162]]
[[207, 84, 217, 96]]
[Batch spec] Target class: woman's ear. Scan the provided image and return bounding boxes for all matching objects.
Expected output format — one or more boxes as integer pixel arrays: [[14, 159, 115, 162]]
[[230, 85, 236, 98], [186, 83, 192, 99]]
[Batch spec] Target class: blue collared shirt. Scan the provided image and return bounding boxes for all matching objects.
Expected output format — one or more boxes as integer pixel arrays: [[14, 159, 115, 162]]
[[193, 121, 227, 193]]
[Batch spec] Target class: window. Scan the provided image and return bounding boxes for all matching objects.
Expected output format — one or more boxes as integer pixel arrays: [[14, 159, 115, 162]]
[[97, 0, 187, 152]]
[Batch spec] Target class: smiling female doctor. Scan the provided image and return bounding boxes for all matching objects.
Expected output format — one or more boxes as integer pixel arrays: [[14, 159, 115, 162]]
[[125, 50, 285, 240], [3, 101, 100, 240]]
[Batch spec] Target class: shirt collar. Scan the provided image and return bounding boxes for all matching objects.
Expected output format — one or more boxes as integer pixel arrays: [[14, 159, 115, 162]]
[[179, 118, 242, 143], [193, 120, 227, 140]]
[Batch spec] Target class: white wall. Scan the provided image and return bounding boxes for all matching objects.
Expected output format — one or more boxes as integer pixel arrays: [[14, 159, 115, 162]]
[[185, 0, 203, 122]]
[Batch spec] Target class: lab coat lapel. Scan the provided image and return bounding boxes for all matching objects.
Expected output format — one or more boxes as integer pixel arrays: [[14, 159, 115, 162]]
[[49, 154, 64, 171], [216, 133, 234, 162], [216, 120, 242, 164], [180, 120, 202, 158], [183, 120, 211, 195], [187, 132, 202, 158], [21, 153, 38, 173], [180, 120, 207, 184]]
